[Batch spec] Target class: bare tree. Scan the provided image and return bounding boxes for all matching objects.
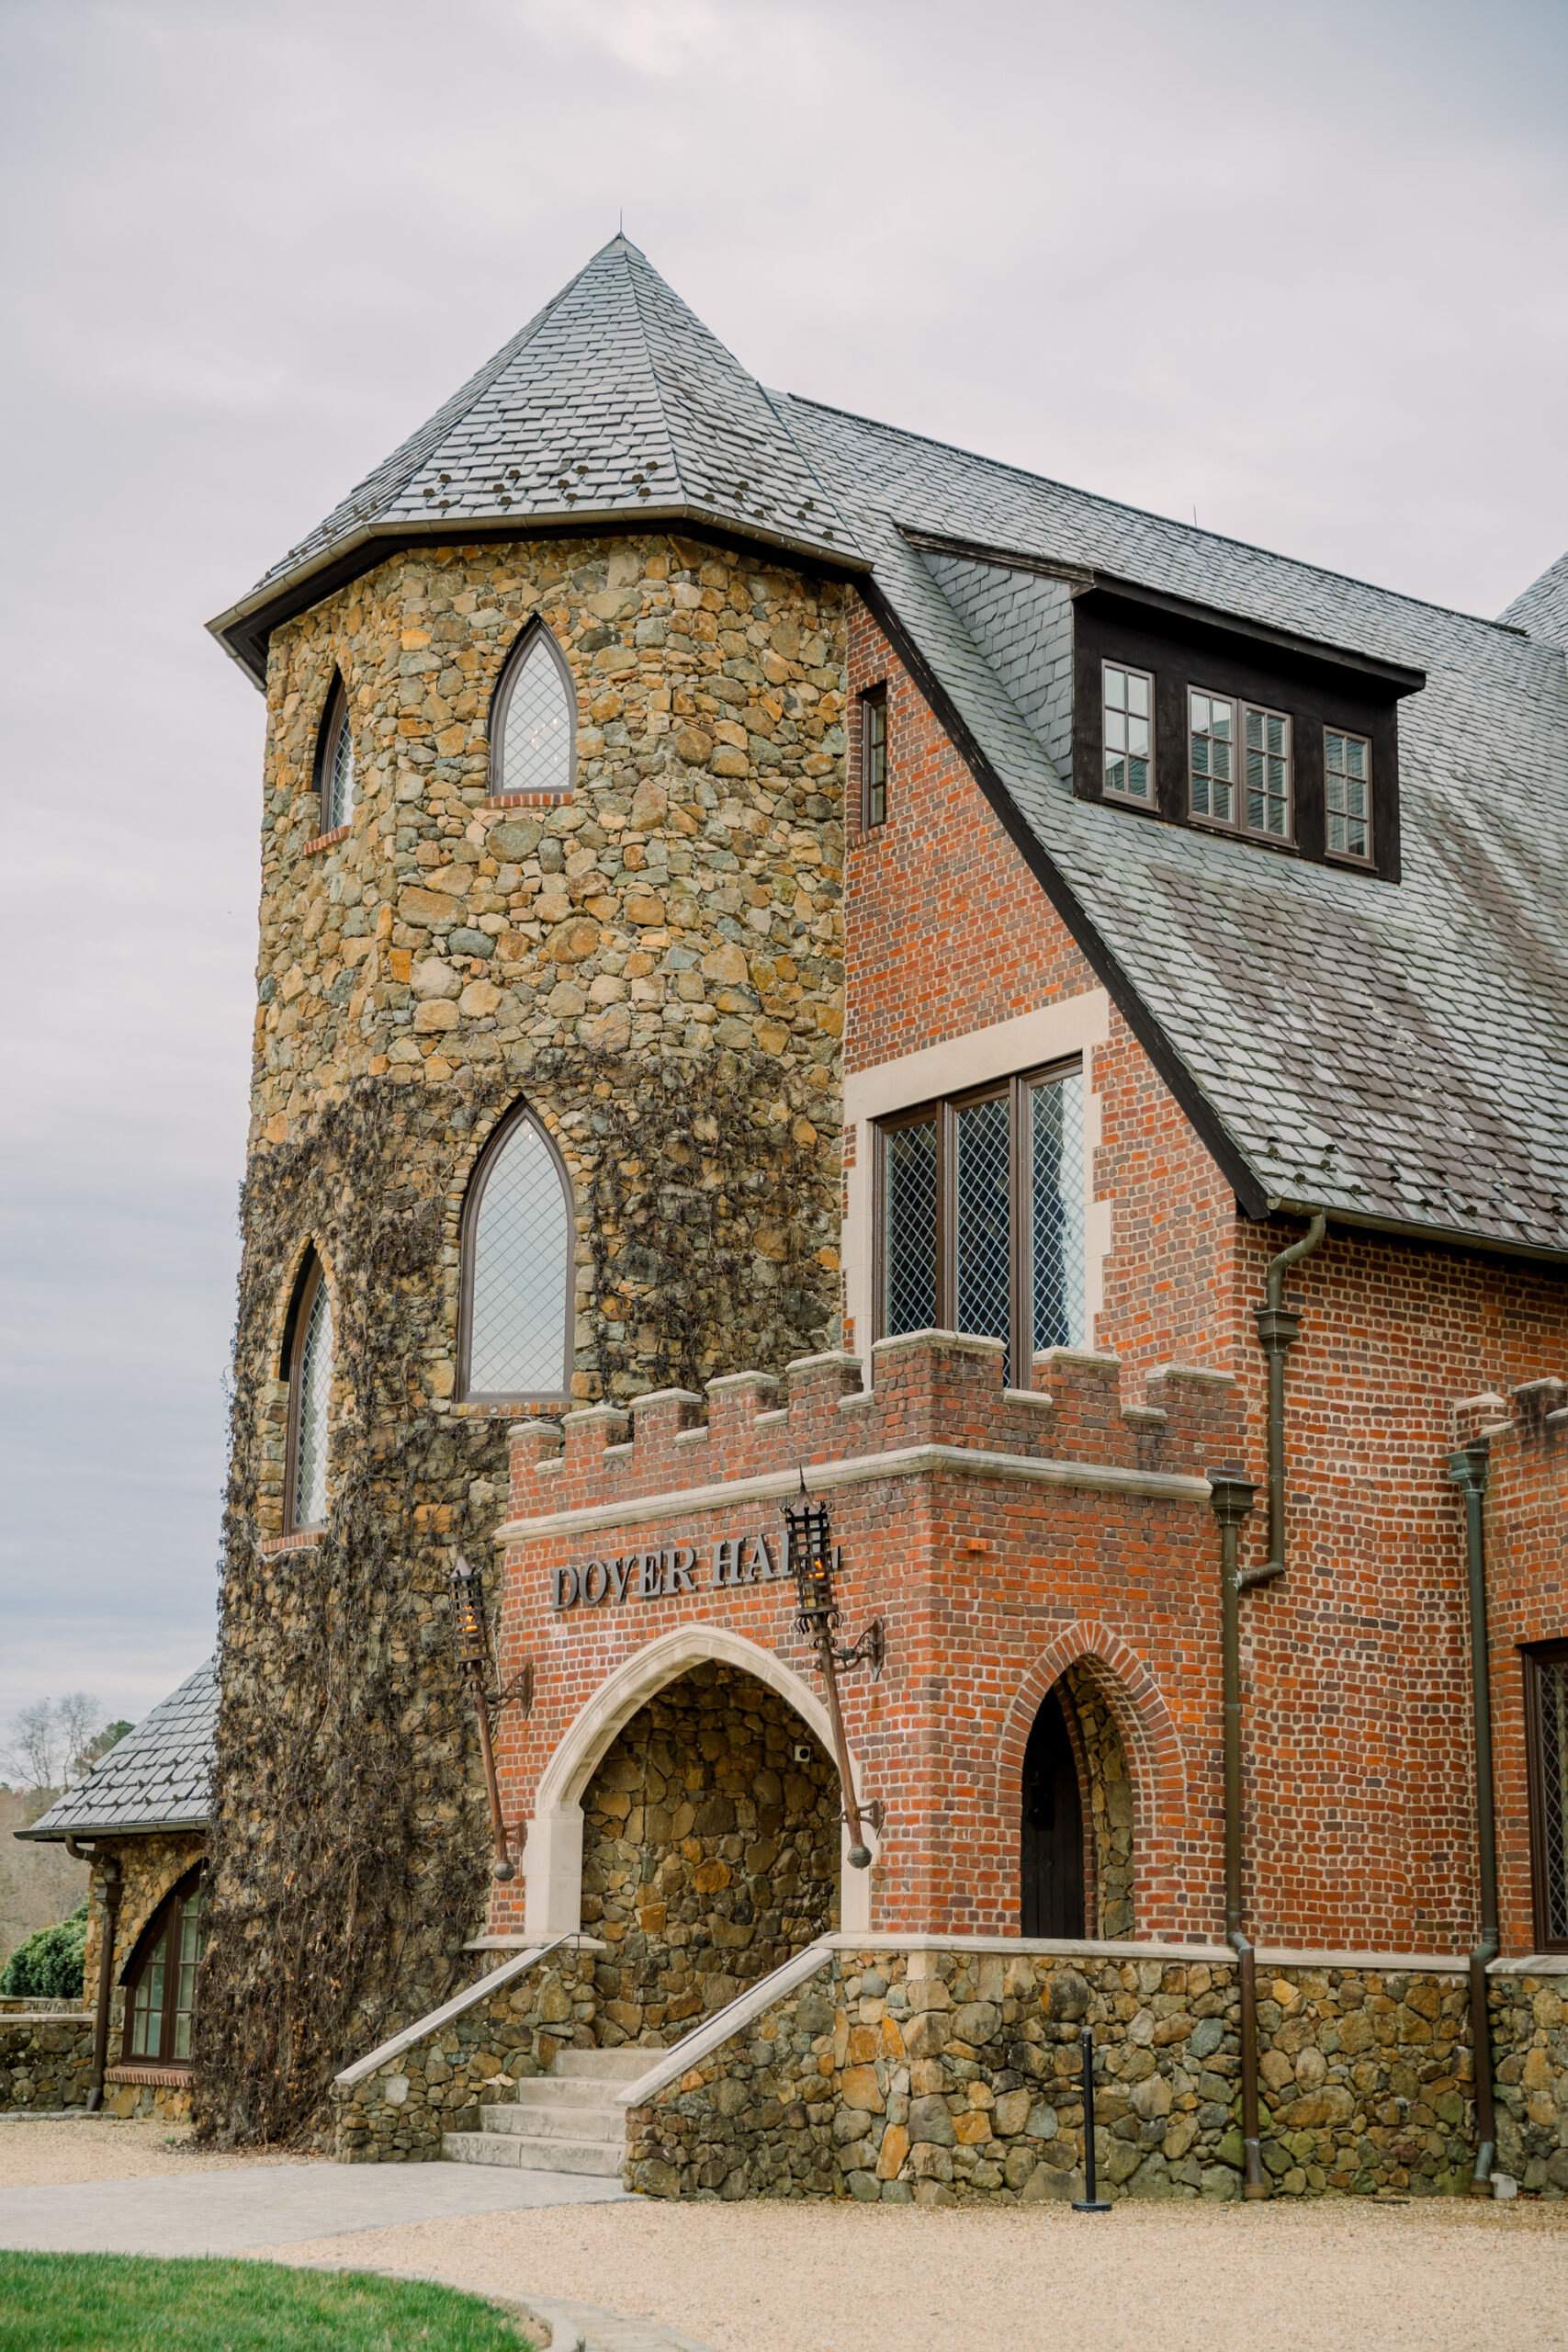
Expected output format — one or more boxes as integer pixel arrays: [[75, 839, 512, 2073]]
[[5, 1702, 64, 1793], [2, 1695, 120, 1793], [56, 1694, 103, 1785]]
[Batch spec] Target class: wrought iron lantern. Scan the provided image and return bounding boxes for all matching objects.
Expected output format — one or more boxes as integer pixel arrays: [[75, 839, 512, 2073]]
[[447, 1552, 532, 1884], [782, 1486, 885, 1871]]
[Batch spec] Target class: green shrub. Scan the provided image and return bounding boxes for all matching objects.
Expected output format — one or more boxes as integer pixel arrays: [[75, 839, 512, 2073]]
[[0, 1900, 88, 1999]]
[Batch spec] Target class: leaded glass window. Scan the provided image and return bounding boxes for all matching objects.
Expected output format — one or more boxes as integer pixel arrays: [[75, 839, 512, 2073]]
[[1325, 729, 1372, 861], [1189, 691, 1235, 825], [319, 678, 355, 833], [123, 1876, 207, 2066], [877, 1063, 1087, 1380], [290, 1265, 332, 1531], [491, 628, 574, 798], [1102, 664, 1153, 803], [462, 1107, 573, 1400], [1528, 1644, 1568, 1952]]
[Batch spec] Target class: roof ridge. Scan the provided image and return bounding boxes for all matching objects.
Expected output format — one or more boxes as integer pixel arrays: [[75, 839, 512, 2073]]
[[618, 238, 692, 507], [781, 390, 1533, 643]]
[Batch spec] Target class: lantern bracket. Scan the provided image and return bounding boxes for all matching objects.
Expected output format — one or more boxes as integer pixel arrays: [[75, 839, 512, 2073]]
[[833, 1619, 885, 1679]]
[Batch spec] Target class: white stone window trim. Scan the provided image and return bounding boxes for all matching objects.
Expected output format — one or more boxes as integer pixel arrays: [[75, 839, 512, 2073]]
[[843, 993, 1111, 1380]]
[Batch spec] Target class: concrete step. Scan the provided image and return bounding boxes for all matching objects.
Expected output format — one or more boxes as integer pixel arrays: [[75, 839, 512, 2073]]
[[551, 2048, 650, 2082], [443, 2128, 625, 2176], [482, 2100, 622, 2143], [511, 2077, 628, 2111]]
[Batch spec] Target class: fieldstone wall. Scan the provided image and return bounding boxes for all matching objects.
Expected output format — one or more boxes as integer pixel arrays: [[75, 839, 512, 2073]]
[[583, 1662, 840, 2047], [626, 1944, 1482, 2204], [1492, 1971, 1568, 2197], [1062, 1666, 1134, 1939], [83, 1833, 205, 2000], [0, 2013, 96, 2111], [333, 1948, 601, 2162]]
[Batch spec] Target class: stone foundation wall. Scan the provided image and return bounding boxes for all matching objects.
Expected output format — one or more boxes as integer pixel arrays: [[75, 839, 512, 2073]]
[[1, 2013, 96, 2111], [1491, 1971, 1568, 2198], [333, 1948, 601, 2162], [626, 1944, 1480, 2204], [583, 1662, 840, 2047]]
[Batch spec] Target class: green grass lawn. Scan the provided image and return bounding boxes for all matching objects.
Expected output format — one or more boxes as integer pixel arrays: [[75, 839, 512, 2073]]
[[0, 2253, 534, 2349]]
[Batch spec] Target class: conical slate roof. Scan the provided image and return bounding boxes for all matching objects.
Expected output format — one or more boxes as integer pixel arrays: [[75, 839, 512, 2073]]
[[210, 236, 863, 678]]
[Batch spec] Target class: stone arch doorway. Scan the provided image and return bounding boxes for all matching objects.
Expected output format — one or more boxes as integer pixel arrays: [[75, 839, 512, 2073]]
[[1019, 1663, 1134, 1940], [582, 1660, 840, 2047]]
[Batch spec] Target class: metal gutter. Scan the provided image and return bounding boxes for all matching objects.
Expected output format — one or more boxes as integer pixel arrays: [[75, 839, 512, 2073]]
[[1447, 1439, 1500, 2196]]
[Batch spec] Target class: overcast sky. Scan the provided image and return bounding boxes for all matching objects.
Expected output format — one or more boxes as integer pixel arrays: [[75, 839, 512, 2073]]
[[1, 0, 1563, 1738]]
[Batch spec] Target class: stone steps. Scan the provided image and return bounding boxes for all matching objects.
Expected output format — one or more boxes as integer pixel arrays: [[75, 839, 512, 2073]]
[[441, 2045, 648, 2178]]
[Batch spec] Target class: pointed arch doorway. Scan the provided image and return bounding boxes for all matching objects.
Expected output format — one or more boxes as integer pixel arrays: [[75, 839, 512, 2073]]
[[1021, 1687, 1085, 1938]]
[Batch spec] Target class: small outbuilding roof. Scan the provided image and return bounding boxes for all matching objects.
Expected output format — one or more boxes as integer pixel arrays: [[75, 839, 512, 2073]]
[[16, 1661, 215, 1844]]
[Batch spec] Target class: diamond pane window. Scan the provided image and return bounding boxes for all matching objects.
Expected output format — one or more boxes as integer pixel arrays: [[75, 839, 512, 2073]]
[[876, 1063, 1088, 1379], [1325, 729, 1372, 861], [1030, 1068, 1085, 1351], [464, 1108, 572, 1398], [1528, 1645, 1568, 1951], [1243, 705, 1291, 838], [494, 630, 575, 798], [1102, 663, 1153, 803], [882, 1115, 938, 1337], [321, 680, 355, 831], [955, 1094, 1012, 1374], [1189, 691, 1235, 824], [292, 1272, 333, 1530]]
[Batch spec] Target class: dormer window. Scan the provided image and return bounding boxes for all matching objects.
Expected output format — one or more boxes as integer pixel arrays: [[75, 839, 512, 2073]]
[[1102, 664, 1153, 804], [1325, 729, 1372, 862], [490, 624, 575, 799], [315, 675, 355, 834]]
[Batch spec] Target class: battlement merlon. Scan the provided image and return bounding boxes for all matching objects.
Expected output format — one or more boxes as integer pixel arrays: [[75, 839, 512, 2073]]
[[499, 1330, 1241, 1532]]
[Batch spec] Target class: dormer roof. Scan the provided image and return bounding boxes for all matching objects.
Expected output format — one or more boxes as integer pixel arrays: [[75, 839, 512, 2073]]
[[209, 236, 863, 681]]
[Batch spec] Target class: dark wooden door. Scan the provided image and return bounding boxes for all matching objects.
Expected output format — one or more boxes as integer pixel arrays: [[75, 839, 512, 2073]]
[[1021, 1689, 1085, 1938]]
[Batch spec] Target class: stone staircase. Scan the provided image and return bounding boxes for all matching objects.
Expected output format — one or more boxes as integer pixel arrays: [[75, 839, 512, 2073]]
[[441, 2046, 648, 2177]]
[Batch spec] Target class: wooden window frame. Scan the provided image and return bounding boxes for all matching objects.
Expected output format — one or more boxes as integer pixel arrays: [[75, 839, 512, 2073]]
[[119, 1867, 206, 2069], [860, 684, 888, 830], [487, 619, 577, 800], [873, 1058, 1084, 1376], [1324, 724, 1375, 867], [1524, 1639, 1568, 1955], [282, 1252, 328, 1535], [312, 673, 354, 838], [457, 1101, 576, 1405], [1188, 687, 1295, 845], [1100, 660, 1156, 808]]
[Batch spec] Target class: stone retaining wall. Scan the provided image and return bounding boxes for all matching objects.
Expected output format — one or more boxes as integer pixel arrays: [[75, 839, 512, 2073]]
[[1492, 1973, 1568, 2197], [0, 2013, 96, 2111], [626, 1944, 1480, 2204], [332, 1949, 601, 2161]]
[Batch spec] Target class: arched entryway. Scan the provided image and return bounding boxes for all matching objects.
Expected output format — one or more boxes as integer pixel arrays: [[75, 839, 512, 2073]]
[[1020, 1664, 1134, 1939], [581, 1660, 840, 2046]]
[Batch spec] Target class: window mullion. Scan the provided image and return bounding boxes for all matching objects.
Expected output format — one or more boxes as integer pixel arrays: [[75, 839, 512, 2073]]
[[937, 1100, 953, 1332]]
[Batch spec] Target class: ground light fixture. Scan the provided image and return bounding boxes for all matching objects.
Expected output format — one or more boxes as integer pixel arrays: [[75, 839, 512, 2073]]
[[782, 1484, 885, 1868], [1072, 2025, 1111, 2211], [448, 1552, 532, 1882]]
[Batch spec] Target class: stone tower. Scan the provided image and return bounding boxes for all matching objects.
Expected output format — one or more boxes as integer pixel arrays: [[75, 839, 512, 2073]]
[[198, 238, 859, 2142]]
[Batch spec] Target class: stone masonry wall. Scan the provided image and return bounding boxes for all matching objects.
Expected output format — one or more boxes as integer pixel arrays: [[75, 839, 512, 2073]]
[[1063, 1664, 1134, 1939], [1491, 1970, 1568, 2197], [333, 1948, 601, 2163], [0, 2014, 96, 2113], [83, 1833, 205, 2010], [626, 1944, 1480, 2204], [583, 1662, 840, 2048]]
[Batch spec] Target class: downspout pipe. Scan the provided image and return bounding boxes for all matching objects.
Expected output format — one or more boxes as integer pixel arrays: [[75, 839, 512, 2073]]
[[1209, 1473, 1270, 2199], [1447, 1438, 1499, 2195], [1254, 1212, 1327, 1581], [67, 1838, 121, 2115]]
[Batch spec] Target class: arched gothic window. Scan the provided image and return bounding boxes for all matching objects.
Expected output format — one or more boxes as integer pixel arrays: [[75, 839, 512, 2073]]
[[489, 624, 575, 798], [284, 1253, 333, 1531], [459, 1105, 574, 1401], [315, 673, 355, 833], [121, 1869, 207, 2066]]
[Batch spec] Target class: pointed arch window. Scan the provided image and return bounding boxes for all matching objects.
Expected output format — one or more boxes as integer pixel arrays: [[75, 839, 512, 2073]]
[[489, 625, 575, 799], [315, 673, 355, 834], [284, 1254, 333, 1531], [459, 1105, 574, 1401], [121, 1870, 207, 2067]]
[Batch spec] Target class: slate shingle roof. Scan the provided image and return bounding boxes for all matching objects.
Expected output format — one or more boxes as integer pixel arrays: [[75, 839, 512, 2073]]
[[209, 236, 862, 675], [210, 242, 1568, 1263], [16, 1663, 215, 1842]]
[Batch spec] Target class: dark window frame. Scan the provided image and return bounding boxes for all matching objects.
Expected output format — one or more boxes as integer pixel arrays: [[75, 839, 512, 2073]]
[[1324, 724, 1375, 867], [872, 1057, 1084, 1379], [282, 1250, 329, 1535], [457, 1101, 577, 1405], [1186, 687, 1295, 846], [487, 618, 578, 800], [118, 1866, 207, 2070], [860, 683, 888, 830], [1100, 659, 1156, 808], [1524, 1638, 1568, 1954], [1072, 589, 1412, 883], [311, 673, 354, 837]]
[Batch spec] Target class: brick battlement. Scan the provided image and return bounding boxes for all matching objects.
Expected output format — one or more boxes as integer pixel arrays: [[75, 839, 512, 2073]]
[[502, 1332, 1241, 1531]]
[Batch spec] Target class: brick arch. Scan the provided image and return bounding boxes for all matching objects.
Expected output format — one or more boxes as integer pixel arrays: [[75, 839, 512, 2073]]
[[997, 1622, 1187, 1939], [525, 1624, 875, 1941]]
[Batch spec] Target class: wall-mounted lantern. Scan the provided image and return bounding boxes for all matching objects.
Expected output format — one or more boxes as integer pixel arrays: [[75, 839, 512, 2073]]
[[782, 1487, 884, 1870], [448, 1552, 532, 1883]]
